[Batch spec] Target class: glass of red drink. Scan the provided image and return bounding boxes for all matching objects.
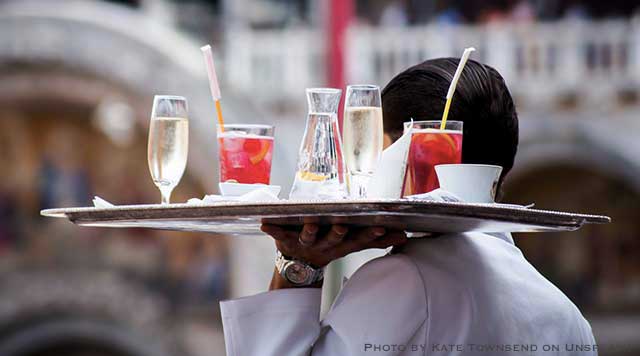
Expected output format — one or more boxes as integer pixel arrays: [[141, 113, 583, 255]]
[[217, 124, 274, 184], [403, 120, 463, 196]]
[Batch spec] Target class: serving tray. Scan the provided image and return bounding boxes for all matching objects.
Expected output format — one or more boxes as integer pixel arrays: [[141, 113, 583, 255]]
[[40, 200, 610, 235]]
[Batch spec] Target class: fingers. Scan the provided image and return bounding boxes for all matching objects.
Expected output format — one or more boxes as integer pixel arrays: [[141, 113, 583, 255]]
[[368, 230, 408, 249], [318, 225, 348, 249], [354, 226, 386, 243], [332, 228, 409, 258], [260, 224, 297, 241], [329, 227, 385, 258], [261, 224, 299, 256], [262, 222, 409, 268], [274, 240, 296, 257], [261, 223, 322, 250], [298, 224, 319, 247]]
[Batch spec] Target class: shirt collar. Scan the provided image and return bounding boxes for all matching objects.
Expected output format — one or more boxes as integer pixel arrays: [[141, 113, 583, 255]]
[[486, 232, 515, 245]]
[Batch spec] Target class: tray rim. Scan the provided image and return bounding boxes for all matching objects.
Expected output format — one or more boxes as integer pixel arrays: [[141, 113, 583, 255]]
[[40, 199, 612, 225]]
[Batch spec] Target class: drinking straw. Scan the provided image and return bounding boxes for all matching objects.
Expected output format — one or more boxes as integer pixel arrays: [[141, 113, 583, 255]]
[[200, 44, 225, 132], [440, 47, 476, 130]]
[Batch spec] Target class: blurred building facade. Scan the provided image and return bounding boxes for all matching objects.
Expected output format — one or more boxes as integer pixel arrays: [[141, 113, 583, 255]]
[[1, 0, 640, 355], [0, 1, 236, 355]]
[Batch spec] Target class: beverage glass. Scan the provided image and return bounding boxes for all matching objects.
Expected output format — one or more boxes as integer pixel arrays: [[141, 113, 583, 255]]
[[148, 95, 189, 204], [343, 84, 383, 198], [217, 124, 275, 184], [289, 88, 347, 200], [404, 120, 463, 196]]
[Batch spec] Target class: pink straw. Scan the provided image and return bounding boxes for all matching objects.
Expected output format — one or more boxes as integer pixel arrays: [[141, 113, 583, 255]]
[[201, 45, 222, 101], [200, 45, 224, 130]]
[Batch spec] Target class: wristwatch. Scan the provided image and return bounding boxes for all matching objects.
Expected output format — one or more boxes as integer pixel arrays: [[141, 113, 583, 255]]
[[275, 251, 324, 286]]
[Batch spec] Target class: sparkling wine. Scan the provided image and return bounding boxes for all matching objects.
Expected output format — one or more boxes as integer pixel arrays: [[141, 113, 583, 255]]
[[342, 106, 383, 175], [147, 116, 189, 190]]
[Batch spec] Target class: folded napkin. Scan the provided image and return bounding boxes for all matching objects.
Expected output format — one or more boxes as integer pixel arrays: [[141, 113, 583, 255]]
[[367, 125, 413, 199], [187, 187, 281, 205], [406, 189, 534, 209], [406, 188, 464, 203], [93, 196, 115, 208]]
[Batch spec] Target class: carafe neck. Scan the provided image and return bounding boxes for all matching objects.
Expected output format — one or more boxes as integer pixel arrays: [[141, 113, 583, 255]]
[[306, 88, 342, 115]]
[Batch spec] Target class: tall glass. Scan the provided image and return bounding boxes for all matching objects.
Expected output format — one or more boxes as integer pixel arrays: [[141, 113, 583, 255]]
[[217, 124, 275, 184], [404, 120, 463, 196], [343, 85, 383, 198], [289, 88, 347, 200], [147, 95, 189, 204]]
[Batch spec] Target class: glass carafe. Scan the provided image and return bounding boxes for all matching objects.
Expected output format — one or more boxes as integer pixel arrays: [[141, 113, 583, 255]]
[[289, 88, 347, 200]]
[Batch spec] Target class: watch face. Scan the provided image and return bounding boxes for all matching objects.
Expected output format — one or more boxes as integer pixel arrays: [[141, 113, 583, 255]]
[[285, 262, 311, 285]]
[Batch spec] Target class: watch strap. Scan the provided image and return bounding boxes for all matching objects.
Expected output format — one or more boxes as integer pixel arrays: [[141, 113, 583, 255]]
[[275, 251, 324, 286]]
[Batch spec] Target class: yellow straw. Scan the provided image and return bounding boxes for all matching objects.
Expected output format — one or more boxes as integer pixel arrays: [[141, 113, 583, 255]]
[[440, 47, 476, 130], [440, 99, 453, 130]]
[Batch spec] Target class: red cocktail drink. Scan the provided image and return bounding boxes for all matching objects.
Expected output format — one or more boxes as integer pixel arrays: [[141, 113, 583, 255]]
[[404, 121, 463, 195], [217, 124, 274, 184]]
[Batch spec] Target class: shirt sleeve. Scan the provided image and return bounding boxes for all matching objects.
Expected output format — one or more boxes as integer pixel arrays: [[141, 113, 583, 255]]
[[220, 288, 323, 356], [219, 254, 427, 356]]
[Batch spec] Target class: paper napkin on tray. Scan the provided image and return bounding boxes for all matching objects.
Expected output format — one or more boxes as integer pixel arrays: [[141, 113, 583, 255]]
[[406, 189, 534, 209], [406, 189, 464, 203], [93, 196, 115, 208], [93, 186, 280, 208], [187, 186, 281, 205]]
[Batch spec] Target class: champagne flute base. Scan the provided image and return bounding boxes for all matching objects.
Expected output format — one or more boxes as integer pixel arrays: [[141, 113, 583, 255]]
[[348, 173, 372, 199]]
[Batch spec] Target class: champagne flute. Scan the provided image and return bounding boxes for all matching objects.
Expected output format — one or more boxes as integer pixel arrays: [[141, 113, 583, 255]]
[[342, 85, 383, 198], [147, 95, 189, 204]]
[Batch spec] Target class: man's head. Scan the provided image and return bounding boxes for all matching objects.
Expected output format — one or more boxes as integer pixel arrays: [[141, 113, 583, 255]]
[[381, 58, 519, 183]]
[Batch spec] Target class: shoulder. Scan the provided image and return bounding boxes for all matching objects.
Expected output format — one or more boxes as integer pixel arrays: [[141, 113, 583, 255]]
[[322, 254, 428, 342]]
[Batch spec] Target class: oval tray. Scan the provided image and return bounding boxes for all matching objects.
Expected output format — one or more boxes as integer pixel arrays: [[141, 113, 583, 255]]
[[41, 200, 611, 235]]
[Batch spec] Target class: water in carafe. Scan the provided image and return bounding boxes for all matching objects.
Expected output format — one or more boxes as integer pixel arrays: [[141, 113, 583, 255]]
[[289, 88, 347, 200]]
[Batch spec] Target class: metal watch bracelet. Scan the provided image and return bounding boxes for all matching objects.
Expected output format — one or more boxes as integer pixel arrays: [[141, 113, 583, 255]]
[[275, 251, 324, 286]]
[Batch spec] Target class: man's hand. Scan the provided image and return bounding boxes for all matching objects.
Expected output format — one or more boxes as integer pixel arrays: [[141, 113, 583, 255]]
[[263, 223, 407, 265], [263, 223, 408, 290]]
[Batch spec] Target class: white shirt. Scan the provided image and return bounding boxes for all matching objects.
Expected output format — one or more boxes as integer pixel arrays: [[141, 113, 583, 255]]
[[220, 232, 597, 355]]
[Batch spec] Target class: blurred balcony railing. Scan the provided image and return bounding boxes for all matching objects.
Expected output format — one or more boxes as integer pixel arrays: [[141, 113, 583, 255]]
[[224, 19, 640, 110], [225, 28, 325, 104]]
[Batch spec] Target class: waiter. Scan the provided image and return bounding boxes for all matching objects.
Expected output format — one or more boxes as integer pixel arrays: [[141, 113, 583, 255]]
[[220, 59, 597, 355]]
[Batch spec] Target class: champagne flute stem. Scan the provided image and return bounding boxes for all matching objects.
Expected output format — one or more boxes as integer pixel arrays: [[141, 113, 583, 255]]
[[160, 186, 173, 205], [349, 174, 370, 198]]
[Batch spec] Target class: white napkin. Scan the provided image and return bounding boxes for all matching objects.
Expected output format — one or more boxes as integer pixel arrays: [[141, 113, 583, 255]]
[[93, 196, 115, 208], [406, 188, 464, 203], [187, 187, 281, 205], [406, 189, 534, 209], [238, 187, 281, 202], [367, 126, 413, 199]]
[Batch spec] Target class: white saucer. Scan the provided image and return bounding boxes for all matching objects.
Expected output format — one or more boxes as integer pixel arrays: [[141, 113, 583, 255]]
[[218, 182, 281, 197]]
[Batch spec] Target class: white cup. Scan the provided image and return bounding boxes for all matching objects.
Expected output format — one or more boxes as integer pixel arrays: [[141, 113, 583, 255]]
[[435, 164, 503, 203]]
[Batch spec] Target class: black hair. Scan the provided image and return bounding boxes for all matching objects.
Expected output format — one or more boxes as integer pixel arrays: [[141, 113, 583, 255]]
[[381, 58, 519, 182]]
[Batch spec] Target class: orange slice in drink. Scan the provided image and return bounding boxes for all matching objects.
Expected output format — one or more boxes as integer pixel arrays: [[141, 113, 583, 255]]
[[418, 131, 457, 150], [298, 171, 327, 182], [249, 143, 270, 165], [440, 133, 456, 151], [244, 138, 271, 165]]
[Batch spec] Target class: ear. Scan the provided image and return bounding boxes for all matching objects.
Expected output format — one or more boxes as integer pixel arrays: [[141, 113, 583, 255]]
[[383, 133, 393, 149]]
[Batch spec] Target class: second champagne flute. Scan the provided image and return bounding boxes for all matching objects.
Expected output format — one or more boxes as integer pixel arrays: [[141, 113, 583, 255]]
[[343, 84, 383, 198], [147, 95, 189, 204]]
